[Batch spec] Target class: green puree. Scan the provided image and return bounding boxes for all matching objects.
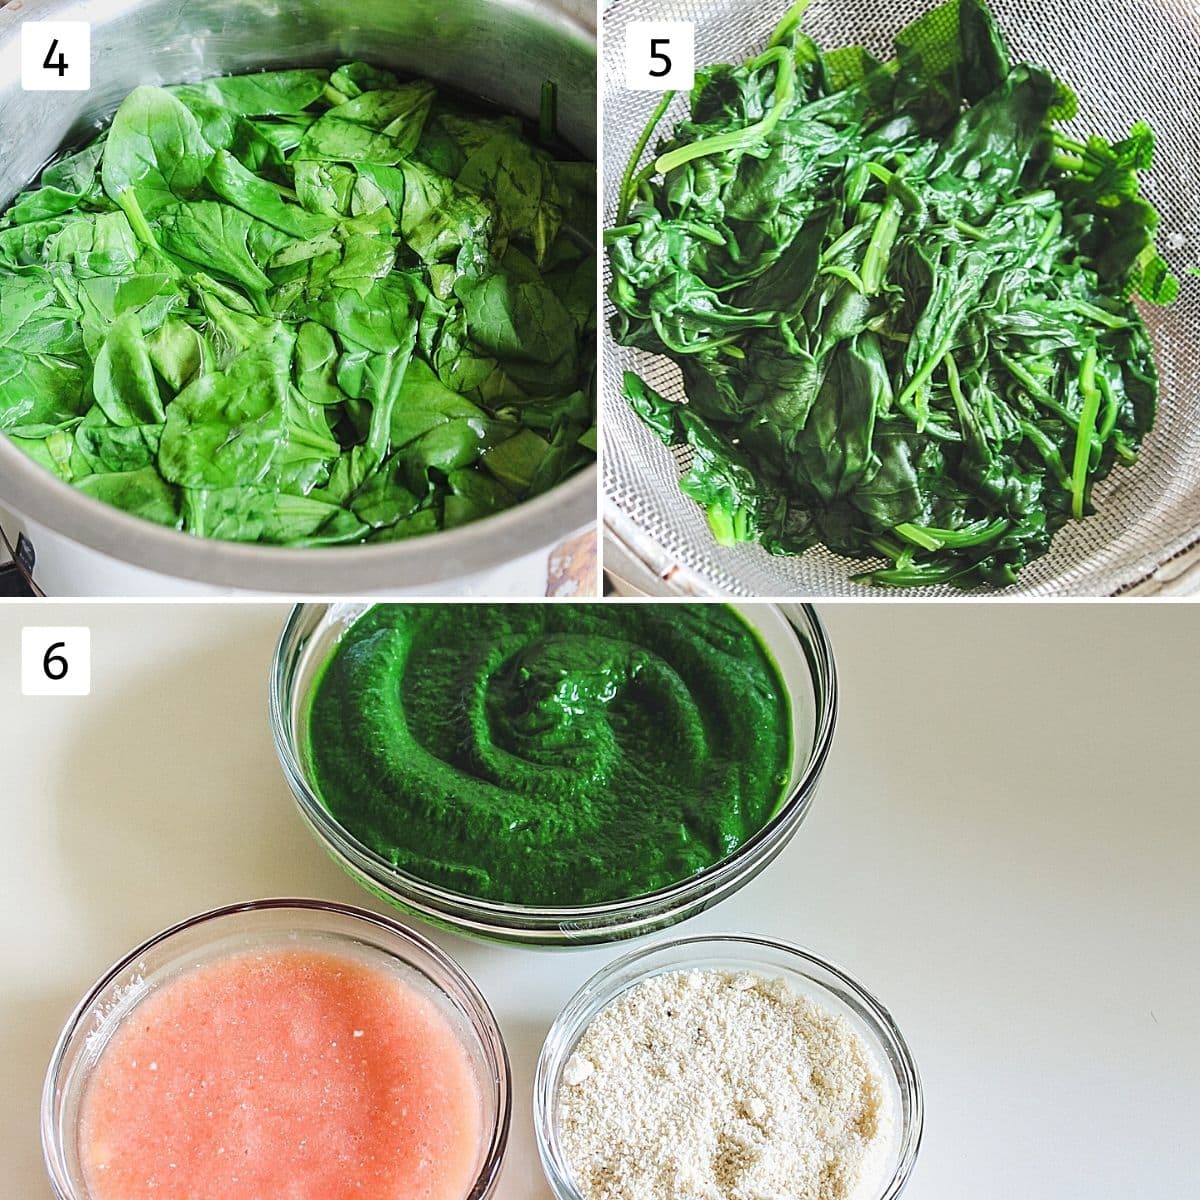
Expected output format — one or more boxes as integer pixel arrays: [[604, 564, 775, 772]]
[[306, 603, 792, 906]]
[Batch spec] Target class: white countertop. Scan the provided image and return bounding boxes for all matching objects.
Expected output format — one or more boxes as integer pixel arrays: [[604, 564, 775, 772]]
[[1, 602, 1197, 1198]]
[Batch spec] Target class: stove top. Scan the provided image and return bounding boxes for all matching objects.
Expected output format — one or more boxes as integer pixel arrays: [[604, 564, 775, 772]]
[[0, 562, 34, 597]]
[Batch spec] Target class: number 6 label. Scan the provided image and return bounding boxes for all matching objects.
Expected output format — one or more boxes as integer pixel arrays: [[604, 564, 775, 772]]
[[21, 21, 91, 91], [22, 628, 91, 696], [626, 21, 695, 92]]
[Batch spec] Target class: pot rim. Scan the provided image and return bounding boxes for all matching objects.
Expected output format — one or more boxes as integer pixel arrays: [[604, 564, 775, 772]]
[[0, 453, 596, 590]]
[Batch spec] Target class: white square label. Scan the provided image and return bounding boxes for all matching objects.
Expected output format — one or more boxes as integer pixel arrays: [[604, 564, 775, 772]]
[[626, 21, 695, 92], [22, 627, 91, 696], [21, 21, 91, 92]]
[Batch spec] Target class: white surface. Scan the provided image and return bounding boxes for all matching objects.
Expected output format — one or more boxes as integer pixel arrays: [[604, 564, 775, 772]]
[[0, 602, 1197, 1199], [10, 515, 556, 598]]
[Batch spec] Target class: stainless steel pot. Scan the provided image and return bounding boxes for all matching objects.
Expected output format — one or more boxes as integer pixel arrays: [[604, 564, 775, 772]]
[[0, 0, 596, 595]]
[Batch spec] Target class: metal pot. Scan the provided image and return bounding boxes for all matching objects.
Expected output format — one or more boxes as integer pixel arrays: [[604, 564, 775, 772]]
[[0, 0, 596, 595]]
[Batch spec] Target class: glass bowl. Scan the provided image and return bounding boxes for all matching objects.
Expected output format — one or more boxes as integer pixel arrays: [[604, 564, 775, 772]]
[[41, 899, 511, 1200], [534, 934, 923, 1200], [270, 603, 838, 946]]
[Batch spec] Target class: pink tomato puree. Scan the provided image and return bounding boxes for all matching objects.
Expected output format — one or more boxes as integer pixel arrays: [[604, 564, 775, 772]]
[[78, 947, 484, 1200]]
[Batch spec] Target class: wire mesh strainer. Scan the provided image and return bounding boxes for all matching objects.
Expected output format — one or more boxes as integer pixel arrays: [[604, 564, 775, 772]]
[[602, 0, 1200, 596]]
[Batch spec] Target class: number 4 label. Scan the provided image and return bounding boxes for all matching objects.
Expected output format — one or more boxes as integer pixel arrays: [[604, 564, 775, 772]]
[[626, 21, 695, 92], [21, 22, 90, 91], [22, 628, 91, 696]]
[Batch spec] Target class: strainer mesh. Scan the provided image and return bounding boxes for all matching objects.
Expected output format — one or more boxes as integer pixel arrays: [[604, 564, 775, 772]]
[[602, 0, 1200, 596]]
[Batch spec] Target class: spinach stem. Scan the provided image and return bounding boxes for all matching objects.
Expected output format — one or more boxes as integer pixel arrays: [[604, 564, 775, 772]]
[[982, 383, 1004, 442], [998, 352, 1072, 422], [897, 329, 953, 411], [1019, 419, 1070, 487], [861, 196, 902, 295], [538, 81, 558, 146], [1052, 133, 1089, 155], [868, 534, 906, 559], [1035, 209, 1062, 254], [943, 351, 976, 443], [951, 218, 988, 240], [821, 264, 866, 293], [116, 189, 161, 254], [864, 561, 981, 587], [894, 523, 943, 551], [1096, 370, 1119, 443], [680, 220, 728, 246], [768, 0, 813, 47], [1061, 298, 1132, 330], [51, 277, 82, 314], [654, 47, 796, 176], [706, 504, 736, 544], [912, 380, 929, 433], [1113, 433, 1138, 465], [898, 518, 1010, 549], [1071, 346, 1101, 519], [618, 91, 675, 224], [821, 223, 869, 263]]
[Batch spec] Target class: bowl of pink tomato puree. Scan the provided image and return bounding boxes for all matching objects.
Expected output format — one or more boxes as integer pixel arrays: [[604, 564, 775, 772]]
[[42, 899, 510, 1200]]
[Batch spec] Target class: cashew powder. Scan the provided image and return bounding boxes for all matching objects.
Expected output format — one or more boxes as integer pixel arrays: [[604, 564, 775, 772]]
[[558, 968, 891, 1200]]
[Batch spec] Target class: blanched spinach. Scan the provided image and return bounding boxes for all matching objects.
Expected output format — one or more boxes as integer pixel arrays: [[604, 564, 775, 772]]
[[0, 65, 595, 545], [609, 0, 1176, 588]]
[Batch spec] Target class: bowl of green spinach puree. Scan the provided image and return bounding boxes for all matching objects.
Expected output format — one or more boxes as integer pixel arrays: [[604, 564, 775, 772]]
[[271, 602, 836, 945]]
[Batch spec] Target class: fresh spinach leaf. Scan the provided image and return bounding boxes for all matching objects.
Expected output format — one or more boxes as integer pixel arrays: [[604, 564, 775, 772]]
[[1, 64, 595, 545], [297, 83, 436, 164], [91, 310, 166, 426], [101, 86, 215, 235], [76, 465, 181, 528]]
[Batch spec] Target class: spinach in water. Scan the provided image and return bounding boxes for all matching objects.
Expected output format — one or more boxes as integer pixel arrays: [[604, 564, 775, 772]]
[[0, 66, 595, 545], [608, 0, 1176, 588]]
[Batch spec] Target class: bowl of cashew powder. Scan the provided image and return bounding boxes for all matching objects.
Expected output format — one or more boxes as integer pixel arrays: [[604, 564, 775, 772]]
[[535, 935, 922, 1200]]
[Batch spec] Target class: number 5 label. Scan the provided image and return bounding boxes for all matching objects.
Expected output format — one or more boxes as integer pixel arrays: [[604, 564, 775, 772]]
[[22, 628, 91, 696], [21, 22, 91, 91], [626, 21, 695, 92]]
